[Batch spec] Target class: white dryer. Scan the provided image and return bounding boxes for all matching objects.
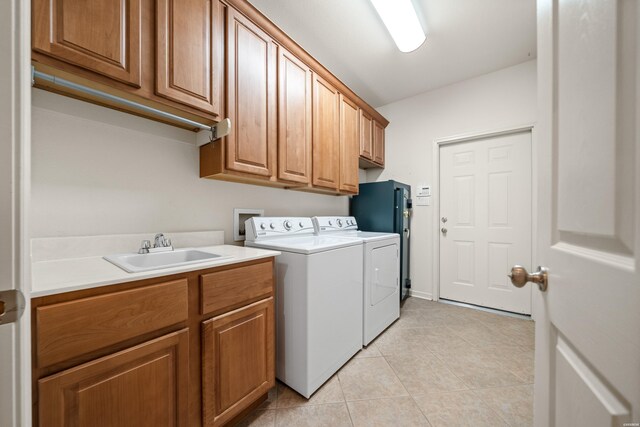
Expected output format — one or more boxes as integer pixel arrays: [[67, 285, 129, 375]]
[[313, 216, 400, 345], [245, 217, 363, 398]]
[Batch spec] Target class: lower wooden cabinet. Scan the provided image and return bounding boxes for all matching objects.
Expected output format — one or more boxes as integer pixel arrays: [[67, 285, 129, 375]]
[[32, 258, 276, 427], [38, 329, 189, 427], [202, 298, 275, 426]]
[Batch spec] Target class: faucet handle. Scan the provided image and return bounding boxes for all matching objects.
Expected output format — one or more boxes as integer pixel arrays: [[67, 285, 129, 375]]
[[154, 233, 167, 248], [138, 240, 151, 254]]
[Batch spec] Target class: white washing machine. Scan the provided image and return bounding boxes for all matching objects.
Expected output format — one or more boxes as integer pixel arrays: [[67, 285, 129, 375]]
[[313, 216, 400, 345], [244, 217, 363, 398]]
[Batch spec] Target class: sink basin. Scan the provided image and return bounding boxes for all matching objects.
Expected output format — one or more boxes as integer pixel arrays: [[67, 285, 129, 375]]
[[104, 249, 231, 273]]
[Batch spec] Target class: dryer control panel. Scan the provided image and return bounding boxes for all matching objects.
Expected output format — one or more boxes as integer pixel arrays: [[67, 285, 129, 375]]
[[245, 217, 315, 241], [312, 216, 359, 233]]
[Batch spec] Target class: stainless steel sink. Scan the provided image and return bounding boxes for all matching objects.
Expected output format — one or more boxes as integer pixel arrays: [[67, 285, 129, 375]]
[[104, 249, 231, 273]]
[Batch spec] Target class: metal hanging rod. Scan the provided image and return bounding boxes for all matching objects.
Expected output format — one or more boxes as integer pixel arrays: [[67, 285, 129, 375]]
[[31, 66, 230, 145]]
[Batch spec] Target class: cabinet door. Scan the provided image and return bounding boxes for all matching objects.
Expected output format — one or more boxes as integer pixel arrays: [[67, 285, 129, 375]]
[[226, 8, 277, 177], [156, 0, 222, 116], [359, 110, 373, 160], [202, 298, 274, 427], [312, 74, 340, 189], [278, 48, 312, 184], [32, 0, 142, 87], [39, 329, 189, 427], [373, 119, 385, 166], [339, 95, 360, 193]]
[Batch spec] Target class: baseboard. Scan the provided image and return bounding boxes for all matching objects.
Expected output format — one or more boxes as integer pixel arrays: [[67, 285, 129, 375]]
[[408, 290, 433, 300]]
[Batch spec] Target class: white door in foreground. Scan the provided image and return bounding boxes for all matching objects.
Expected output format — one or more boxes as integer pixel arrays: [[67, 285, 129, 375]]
[[440, 131, 532, 314], [533, 0, 640, 425], [0, 0, 30, 425]]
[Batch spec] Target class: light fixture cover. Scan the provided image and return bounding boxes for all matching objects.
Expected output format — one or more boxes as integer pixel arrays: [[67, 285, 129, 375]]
[[370, 0, 426, 53]]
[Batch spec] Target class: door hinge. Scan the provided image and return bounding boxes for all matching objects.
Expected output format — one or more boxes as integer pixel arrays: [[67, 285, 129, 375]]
[[0, 290, 26, 326]]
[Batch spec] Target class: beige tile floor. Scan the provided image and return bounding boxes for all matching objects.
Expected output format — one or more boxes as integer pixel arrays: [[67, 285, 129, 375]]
[[237, 298, 534, 427]]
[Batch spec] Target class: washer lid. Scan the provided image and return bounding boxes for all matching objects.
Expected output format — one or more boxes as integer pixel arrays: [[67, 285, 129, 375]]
[[246, 235, 361, 254]]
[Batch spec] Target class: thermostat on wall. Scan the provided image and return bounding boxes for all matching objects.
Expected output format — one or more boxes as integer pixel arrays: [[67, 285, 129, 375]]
[[416, 185, 431, 197]]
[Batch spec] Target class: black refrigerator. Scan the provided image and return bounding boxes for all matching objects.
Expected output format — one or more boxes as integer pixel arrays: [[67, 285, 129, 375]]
[[350, 180, 412, 300]]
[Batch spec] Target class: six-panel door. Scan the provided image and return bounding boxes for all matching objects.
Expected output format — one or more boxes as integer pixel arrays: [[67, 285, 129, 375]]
[[202, 298, 275, 426], [38, 330, 189, 427], [32, 0, 142, 87]]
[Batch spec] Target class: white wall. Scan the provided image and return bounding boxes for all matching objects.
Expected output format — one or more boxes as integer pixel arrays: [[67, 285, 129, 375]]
[[31, 89, 348, 242], [369, 60, 537, 299]]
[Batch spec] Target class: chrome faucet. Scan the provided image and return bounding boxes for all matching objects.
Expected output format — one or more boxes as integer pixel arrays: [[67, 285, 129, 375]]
[[154, 233, 169, 248], [138, 233, 173, 254]]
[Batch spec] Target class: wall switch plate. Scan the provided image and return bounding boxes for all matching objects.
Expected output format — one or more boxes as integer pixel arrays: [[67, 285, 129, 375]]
[[234, 208, 264, 241], [415, 196, 431, 206]]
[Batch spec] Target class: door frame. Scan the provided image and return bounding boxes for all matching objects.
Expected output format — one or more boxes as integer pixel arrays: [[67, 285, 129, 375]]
[[431, 124, 538, 317], [0, 0, 32, 424]]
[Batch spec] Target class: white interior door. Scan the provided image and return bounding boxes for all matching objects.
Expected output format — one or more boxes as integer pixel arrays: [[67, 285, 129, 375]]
[[439, 131, 532, 314], [0, 0, 30, 425], [534, 0, 640, 425]]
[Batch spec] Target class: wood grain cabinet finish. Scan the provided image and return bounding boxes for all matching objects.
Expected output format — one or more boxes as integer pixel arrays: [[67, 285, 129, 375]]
[[156, 0, 222, 116], [32, 0, 142, 87], [339, 95, 360, 193], [312, 74, 340, 190], [277, 48, 312, 184], [36, 279, 188, 368], [38, 329, 189, 427], [32, 258, 276, 427], [225, 7, 277, 177], [359, 110, 373, 160], [200, 260, 273, 316], [202, 298, 275, 427], [373, 119, 385, 166]]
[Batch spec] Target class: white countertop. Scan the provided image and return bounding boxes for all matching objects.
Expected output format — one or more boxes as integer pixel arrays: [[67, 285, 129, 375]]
[[31, 245, 281, 298]]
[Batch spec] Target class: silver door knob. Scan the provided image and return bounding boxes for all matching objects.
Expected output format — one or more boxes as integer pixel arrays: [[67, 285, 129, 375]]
[[508, 265, 549, 292], [441, 217, 447, 223], [441, 227, 447, 235]]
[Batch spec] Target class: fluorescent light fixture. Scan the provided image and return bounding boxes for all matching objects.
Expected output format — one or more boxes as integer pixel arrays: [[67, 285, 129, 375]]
[[370, 0, 426, 53]]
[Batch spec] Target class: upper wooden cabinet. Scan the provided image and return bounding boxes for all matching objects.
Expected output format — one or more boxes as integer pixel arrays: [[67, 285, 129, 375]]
[[277, 48, 312, 184], [225, 7, 277, 177], [359, 110, 373, 161], [32, 0, 142, 87], [359, 112, 385, 168], [32, 0, 389, 190], [156, 0, 222, 117], [373, 119, 385, 166], [312, 74, 340, 190], [339, 95, 360, 194]]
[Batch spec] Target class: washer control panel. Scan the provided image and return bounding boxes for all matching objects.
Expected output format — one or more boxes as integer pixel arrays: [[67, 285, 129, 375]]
[[312, 216, 358, 233], [245, 217, 315, 241]]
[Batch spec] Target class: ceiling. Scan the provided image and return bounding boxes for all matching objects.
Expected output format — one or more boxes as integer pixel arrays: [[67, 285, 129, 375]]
[[247, 0, 536, 108]]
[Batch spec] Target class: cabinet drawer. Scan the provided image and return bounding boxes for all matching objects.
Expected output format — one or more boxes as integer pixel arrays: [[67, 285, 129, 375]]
[[200, 261, 273, 315], [36, 279, 188, 368], [39, 329, 189, 427]]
